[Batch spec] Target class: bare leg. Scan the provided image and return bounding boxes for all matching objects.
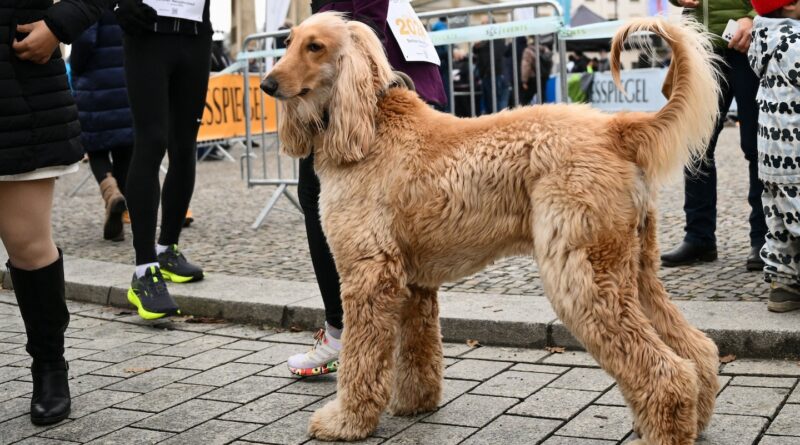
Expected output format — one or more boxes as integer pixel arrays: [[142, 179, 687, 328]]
[[388, 285, 443, 416], [308, 255, 405, 441], [0, 179, 59, 269], [637, 208, 719, 432]]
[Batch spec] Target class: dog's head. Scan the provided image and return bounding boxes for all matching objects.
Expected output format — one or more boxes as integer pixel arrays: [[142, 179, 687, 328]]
[[262, 12, 395, 164]]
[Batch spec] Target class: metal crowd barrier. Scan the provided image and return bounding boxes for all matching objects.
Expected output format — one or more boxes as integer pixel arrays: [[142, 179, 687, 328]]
[[237, 0, 571, 229]]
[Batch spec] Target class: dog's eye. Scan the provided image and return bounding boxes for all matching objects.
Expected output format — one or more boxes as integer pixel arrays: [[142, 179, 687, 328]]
[[307, 42, 323, 52]]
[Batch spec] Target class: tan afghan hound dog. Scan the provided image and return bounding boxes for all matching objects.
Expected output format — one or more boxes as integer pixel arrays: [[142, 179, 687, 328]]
[[264, 12, 721, 445]]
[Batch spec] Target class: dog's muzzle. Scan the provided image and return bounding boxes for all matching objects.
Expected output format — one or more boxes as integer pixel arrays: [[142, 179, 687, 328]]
[[261, 76, 279, 96]]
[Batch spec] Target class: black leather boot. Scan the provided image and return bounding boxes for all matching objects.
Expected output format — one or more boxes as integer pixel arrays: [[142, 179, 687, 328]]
[[746, 245, 765, 271], [7, 251, 71, 425], [660, 241, 718, 267]]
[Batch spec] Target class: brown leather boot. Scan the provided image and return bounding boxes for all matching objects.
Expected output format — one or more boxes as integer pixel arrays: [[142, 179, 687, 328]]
[[99, 174, 126, 241]]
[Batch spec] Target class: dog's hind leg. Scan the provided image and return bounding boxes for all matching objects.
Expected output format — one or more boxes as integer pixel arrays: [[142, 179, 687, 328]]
[[637, 207, 720, 433], [388, 285, 443, 416], [308, 255, 405, 441], [533, 200, 698, 445]]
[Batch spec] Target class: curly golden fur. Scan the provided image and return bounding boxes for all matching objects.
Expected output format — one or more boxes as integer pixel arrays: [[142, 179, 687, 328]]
[[265, 12, 721, 444]]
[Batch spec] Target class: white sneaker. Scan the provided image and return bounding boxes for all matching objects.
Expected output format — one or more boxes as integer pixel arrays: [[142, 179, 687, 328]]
[[287, 325, 341, 377]]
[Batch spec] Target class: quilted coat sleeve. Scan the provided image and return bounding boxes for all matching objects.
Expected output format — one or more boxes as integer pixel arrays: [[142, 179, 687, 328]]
[[68, 22, 98, 76], [44, 0, 112, 44]]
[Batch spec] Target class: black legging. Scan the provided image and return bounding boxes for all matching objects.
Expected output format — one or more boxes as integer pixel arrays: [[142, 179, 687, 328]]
[[299, 153, 343, 329], [122, 32, 211, 265], [88, 146, 132, 194]]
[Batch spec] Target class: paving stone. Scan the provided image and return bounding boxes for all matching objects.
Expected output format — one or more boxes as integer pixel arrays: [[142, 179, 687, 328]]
[[200, 376, 294, 403], [106, 367, 197, 393], [134, 399, 239, 433], [373, 413, 426, 438], [383, 423, 476, 445], [758, 436, 800, 445], [205, 325, 275, 340], [14, 438, 80, 444], [279, 373, 337, 397], [41, 408, 149, 442], [220, 340, 274, 351], [0, 366, 30, 384], [729, 376, 797, 388], [442, 343, 475, 358], [767, 403, 800, 436], [548, 368, 615, 392], [242, 411, 311, 444], [115, 383, 215, 413], [301, 394, 336, 413], [460, 346, 550, 363], [425, 394, 518, 427], [236, 343, 309, 366], [595, 385, 626, 406], [0, 353, 25, 367], [540, 437, 615, 445], [0, 414, 64, 445], [136, 329, 203, 345], [150, 335, 236, 358], [0, 380, 30, 402], [220, 392, 319, 424], [180, 362, 266, 386], [714, 385, 789, 417], [696, 414, 768, 445], [72, 333, 154, 351], [462, 415, 562, 445], [159, 419, 260, 444], [93, 355, 181, 378], [168, 348, 250, 370], [82, 342, 165, 363], [68, 375, 123, 397], [555, 405, 633, 441], [471, 371, 557, 399], [721, 360, 800, 376], [84, 427, 174, 444], [68, 390, 138, 419], [260, 331, 314, 345], [304, 440, 382, 445], [64, 360, 111, 377], [444, 359, 511, 381], [541, 351, 598, 367], [509, 388, 601, 419], [789, 386, 800, 403], [509, 363, 570, 374], [258, 362, 299, 378], [0, 397, 27, 423]]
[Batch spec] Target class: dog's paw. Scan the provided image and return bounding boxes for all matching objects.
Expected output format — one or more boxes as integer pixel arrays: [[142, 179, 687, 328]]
[[308, 399, 375, 441]]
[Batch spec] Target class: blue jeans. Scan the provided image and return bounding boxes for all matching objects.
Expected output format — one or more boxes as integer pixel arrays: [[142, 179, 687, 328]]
[[480, 74, 510, 115]]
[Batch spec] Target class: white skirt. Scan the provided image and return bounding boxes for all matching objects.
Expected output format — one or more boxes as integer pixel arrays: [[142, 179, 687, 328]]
[[0, 163, 79, 182]]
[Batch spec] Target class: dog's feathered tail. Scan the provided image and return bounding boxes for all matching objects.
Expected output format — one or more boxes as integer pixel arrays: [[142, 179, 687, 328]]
[[610, 18, 721, 186]]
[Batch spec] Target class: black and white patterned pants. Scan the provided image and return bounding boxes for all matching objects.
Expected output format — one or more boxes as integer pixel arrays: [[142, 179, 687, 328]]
[[761, 181, 800, 284]]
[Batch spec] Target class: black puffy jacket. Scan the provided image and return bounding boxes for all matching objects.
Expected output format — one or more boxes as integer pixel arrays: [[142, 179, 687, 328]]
[[0, 0, 108, 176]]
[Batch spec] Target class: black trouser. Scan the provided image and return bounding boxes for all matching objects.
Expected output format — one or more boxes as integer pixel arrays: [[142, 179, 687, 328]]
[[683, 49, 766, 248], [298, 153, 343, 329], [122, 32, 211, 265], [88, 146, 132, 194]]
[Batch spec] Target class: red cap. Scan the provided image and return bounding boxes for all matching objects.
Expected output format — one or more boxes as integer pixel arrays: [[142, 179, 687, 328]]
[[751, 0, 795, 15]]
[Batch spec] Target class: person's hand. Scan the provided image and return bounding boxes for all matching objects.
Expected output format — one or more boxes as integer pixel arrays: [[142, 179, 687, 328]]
[[678, 0, 700, 7], [522, 83, 528, 90], [729, 17, 753, 53], [116, 0, 158, 34], [12, 21, 59, 64]]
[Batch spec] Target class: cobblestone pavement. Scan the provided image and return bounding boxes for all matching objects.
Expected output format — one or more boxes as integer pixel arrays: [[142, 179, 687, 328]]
[[50, 126, 768, 301], [1, 294, 798, 445]]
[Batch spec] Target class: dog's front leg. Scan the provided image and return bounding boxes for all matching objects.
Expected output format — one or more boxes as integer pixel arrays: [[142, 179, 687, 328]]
[[388, 285, 443, 416], [308, 255, 406, 441]]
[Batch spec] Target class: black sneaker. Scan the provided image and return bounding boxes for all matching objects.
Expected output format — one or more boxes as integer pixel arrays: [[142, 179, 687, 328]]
[[767, 283, 800, 313], [128, 266, 181, 320], [157, 245, 204, 283]]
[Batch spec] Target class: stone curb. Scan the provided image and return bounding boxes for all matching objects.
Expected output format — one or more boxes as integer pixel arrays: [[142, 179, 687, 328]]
[[1, 251, 799, 359]]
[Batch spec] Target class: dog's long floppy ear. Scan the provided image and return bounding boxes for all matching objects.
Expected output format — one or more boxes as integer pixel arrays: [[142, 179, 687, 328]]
[[278, 102, 314, 159], [323, 20, 394, 164]]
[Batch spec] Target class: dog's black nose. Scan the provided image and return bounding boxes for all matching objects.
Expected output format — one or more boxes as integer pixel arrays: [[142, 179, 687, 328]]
[[261, 76, 279, 96]]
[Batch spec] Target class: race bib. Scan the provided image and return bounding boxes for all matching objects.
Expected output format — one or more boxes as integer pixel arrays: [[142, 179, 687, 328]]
[[387, 0, 440, 66], [143, 0, 204, 22]]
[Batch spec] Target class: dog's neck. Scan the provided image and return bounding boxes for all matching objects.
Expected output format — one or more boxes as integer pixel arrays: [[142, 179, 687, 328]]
[[308, 79, 408, 134]]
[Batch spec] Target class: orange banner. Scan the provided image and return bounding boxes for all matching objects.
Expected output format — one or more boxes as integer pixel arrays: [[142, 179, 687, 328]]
[[198, 74, 277, 142]]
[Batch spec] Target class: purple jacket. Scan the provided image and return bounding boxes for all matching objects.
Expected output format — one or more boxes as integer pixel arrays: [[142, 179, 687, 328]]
[[315, 1, 447, 107]]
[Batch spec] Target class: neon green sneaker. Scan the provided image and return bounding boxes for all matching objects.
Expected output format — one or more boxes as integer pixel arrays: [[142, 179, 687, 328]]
[[157, 245, 204, 283], [128, 266, 181, 320]]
